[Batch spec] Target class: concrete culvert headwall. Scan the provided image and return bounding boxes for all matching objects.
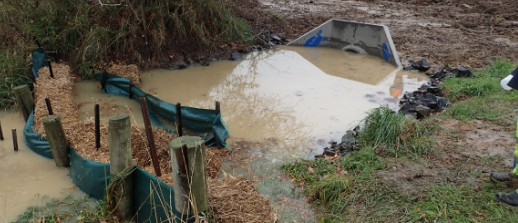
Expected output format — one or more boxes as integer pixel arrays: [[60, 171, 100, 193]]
[[288, 19, 402, 69]]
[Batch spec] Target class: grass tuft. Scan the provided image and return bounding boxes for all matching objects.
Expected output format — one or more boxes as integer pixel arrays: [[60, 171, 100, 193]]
[[358, 106, 437, 158]]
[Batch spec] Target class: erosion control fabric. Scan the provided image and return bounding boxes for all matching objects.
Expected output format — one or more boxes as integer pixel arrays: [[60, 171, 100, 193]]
[[24, 112, 182, 222], [22, 49, 218, 222], [30, 47, 49, 79], [96, 71, 230, 148]]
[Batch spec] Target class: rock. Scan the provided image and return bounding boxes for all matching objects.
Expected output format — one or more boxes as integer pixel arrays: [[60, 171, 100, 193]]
[[412, 58, 430, 71], [419, 93, 439, 109], [452, 68, 472, 78], [415, 105, 431, 118], [437, 97, 449, 109], [426, 86, 440, 95], [341, 130, 355, 143], [201, 59, 211, 67], [399, 103, 415, 115], [323, 147, 336, 156], [404, 65, 414, 71], [170, 63, 188, 70], [230, 51, 242, 61]]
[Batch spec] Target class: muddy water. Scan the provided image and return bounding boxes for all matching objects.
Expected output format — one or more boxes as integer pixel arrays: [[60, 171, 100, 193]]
[[73, 46, 428, 222], [0, 111, 78, 222], [137, 46, 427, 221], [74, 81, 145, 126], [140, 46, 427, 150]]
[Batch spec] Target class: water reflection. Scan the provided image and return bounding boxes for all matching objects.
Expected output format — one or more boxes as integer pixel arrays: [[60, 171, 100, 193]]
[[139, 46, 428, 222]]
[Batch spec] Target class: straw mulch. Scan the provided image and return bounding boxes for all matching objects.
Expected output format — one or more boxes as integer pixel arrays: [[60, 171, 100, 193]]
[[107, 64, 141, 87], [209, 174, 278, 223]]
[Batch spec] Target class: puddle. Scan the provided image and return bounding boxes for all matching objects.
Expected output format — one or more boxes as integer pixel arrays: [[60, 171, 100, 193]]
[[74, 46, 428, 222], [74, 81, 144, 126], [0, 111, 82, 222], [138, 46, 428, 221], [140, 46, 427, 149]]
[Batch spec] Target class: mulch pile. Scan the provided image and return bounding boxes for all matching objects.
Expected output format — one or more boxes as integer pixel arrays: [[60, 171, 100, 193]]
[[209, 174, 278, 223], [107, 64, 142, 87], [31, 63, 277, 222]]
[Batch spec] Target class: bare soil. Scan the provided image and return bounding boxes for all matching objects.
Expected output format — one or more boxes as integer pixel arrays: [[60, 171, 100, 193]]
[[378, 118, 517, 195], [232, 0, 518, 69]]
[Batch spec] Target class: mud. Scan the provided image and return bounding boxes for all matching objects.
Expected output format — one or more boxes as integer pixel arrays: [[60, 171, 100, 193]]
[[378, 119, 516, 195], [232, 0, 518, 69]]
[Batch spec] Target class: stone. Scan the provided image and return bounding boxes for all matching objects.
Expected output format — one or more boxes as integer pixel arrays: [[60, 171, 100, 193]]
[[230, 51, 242, 61], [415, 105, 431, 118]]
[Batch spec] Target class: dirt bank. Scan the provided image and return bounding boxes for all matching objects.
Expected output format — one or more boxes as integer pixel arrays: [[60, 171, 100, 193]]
[[232, 0, 518, 69]]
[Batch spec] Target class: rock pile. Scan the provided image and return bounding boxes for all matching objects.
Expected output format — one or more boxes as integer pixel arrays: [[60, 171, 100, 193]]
[[315, 127, 362, 158], [399, 61, 472, 119]]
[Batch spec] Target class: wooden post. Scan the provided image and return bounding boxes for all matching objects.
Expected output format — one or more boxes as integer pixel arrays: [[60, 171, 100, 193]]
[[45, 98, 53, 115], [129, 82, 133, 99], [0, 121, 4, 141], [95, 104, 100, 150], [43, 116, 69, 167], [13, 85, 34, 122], [139, 97, 161, 176], [176, 103, 183, 136], [101, 70, 108, 90], [47, 61, 54, 78], [12, 129, 18, 151], [215, 101, 220, 115], [108, 114, 133, 220], [170, 136, 208, 215], [34, 36, 41, 48]]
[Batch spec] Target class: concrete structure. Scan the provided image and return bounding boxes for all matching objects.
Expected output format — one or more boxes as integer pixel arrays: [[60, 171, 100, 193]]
[[288, 19, 402, 69]]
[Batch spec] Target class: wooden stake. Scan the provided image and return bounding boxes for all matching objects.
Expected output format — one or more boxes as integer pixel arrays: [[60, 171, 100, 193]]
[[176, 103, 183, 136], [108, 114, 133, 220], [45, 98, 53, 115], [101, 70, 108, 90], [47, 60, 54, 78], [170, 136, 208, 215], [95, 104, 100, 150], [129, 82, 133, 99], [0, 121, 4, 141], [43, 116, 70, 167], [140, 97, 161, 176], [13, 85, 35, 122], [34, 36, 41, 48], [215, 101, 221, 115], [12, 129, 18, 151]]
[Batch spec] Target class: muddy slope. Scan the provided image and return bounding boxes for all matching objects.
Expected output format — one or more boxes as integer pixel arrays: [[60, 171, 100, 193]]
[[233, 0, 518, 68]]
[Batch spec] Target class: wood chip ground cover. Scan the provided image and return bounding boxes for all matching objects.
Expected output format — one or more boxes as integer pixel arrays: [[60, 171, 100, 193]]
[[32, 63, 277, 222]]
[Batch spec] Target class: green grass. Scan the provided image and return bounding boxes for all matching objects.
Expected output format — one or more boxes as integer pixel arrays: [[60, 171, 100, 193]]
[[440, 60, 518, 124], [282, 59, 518, 222], [407, 184, 518, 222], [442, 59, 517, 102], [358, 106, 437, 158]]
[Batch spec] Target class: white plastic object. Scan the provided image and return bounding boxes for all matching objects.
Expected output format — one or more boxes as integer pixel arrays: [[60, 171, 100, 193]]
[[501, 74, 513, 90]]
